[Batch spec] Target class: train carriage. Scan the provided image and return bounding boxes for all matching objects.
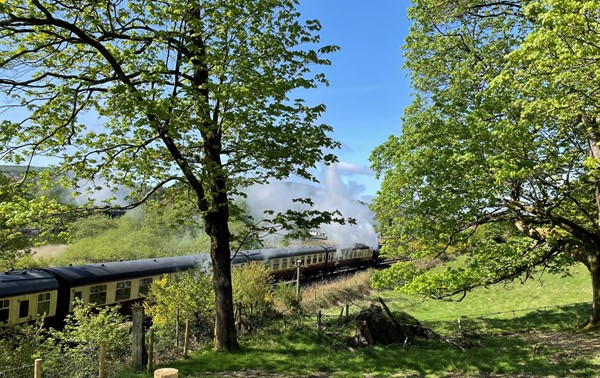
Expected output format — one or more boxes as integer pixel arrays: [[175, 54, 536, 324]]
[[0, 269, 59, 325], [0, 243, 377, 327], [45, 254, 211, 326], [233, 243, 375, 279]]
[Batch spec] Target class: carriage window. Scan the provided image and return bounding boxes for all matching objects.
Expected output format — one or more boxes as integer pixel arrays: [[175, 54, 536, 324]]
[[19, 300, 29, 318], [73, 291, 83, 302], [89, 284, 107, 305], [272, 259, 280, 270], [116, 281, 132, 301], [37, 292, 51, 316], [264, 260, 271, 269], [281, 259, 288, 269], [139, 278, 153, 297], [312, 255, 317, 264], [0, 299, 9, 322], [318, 254, 323, 263]]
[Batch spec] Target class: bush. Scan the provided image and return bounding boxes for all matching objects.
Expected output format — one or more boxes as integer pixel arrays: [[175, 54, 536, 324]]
[[144, 268, 215, 356], [67, 214, 119, 241], [0, 321, 46, 378], [0, 301, 129, 378], [232, 262, 274, 330], [272, 283, 302, 316], [40, 300, 129, 377]]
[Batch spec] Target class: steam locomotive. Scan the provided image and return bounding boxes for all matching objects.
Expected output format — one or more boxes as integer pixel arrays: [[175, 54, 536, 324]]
[[0, 243, 378, 327]]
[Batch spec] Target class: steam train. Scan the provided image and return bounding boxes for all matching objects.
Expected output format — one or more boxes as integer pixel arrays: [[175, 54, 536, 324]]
[[0, 243, 378, 327]]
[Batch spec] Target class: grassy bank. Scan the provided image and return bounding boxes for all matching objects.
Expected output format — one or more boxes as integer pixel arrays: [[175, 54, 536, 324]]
[[124, 264, 599, 378]]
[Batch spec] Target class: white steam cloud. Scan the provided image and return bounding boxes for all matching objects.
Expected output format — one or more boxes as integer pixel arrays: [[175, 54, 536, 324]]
[[242, 163, 378, 249]]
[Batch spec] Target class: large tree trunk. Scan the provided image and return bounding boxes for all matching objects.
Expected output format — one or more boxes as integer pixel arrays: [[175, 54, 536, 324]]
[[201, 127, 239, 351], [583, 116, 600, 328], [583, 255, 600, 329], [205, 208, 239, 351], [201, 119, 238, 351]]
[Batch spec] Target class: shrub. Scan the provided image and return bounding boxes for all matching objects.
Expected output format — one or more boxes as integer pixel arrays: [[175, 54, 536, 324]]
[[232, 262, 274, 330], [272, 283, 302, 316], [0, 301, 129, 378], [40, 300, 129, 377], [144, 268, 215, 356]]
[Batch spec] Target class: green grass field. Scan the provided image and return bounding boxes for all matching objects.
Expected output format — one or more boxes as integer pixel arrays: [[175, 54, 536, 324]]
[[124, 265, 598, 378]]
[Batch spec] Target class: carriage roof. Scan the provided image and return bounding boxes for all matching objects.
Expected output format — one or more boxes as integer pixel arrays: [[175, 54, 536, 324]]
[[0, 269, 59, 297], [45, 254, 210, 286]]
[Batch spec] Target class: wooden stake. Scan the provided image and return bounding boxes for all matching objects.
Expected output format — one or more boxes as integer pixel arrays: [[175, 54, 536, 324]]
[[34, 359, 42, 378], [175, 310, 180, 347], [295, 265, 301, 299], [147, 329, 154, 375], [316, 311, 323, 332], [183, 319, 190, 358], [132, 306, 145, 366], [99, 341, 106, 378]]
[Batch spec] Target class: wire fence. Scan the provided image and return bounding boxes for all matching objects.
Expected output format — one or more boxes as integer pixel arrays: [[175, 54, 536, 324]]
[[0, 364, 32, 378]]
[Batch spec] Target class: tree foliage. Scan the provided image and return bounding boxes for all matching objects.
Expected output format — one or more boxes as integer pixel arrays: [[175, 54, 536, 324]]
[[231, 261, 273, 325], [144, 269, 215, 329], [371, 0, 600, 326], [0, 0, 340, 349], [0, 172, 68, 269]]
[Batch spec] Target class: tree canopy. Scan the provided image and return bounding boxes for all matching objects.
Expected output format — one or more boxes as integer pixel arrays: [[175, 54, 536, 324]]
[[371, 0, 600, 327], [0, 0, 340, 350], [0, 171, 67, 269]]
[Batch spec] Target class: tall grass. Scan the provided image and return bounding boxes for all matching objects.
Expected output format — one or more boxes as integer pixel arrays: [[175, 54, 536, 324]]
[[301, 270, 373, 313]]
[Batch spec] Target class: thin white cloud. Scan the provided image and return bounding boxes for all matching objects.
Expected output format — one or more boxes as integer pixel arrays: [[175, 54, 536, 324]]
[[334, 161, 374, 176]]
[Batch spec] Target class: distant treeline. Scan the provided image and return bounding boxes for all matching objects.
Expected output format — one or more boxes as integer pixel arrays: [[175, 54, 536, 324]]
[[0, 165, 46, 179]]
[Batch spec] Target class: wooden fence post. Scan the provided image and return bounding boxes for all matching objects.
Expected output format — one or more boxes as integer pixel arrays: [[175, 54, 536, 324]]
[[295, 265, 301, 299], [132, 306, 145, 366], [316, 311, 323, 332], [175, 310, 180, 347], [34, 358, 42, 378], [345, 304, 349, 320], [147, 328, 154, 375], [183, 319, 190, 358], [99, 341, 106, 378]]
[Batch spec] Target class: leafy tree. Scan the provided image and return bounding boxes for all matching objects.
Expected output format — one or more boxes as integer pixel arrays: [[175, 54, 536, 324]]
[[371, 0, 600, 327], [0, 172, 67, 269], [0, 0, 340, 349], [0, 172, 31, 268]]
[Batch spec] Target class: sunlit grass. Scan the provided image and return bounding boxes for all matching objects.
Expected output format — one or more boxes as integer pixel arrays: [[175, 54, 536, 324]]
[[120, 263, 599, 378]]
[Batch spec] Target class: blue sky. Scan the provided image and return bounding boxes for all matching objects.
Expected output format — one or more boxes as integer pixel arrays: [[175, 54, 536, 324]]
[[298, 0, 413, 198]]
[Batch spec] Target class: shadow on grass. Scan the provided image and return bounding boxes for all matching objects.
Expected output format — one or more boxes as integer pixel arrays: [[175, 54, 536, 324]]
[[145, 305, 599, 377], [424, 302, 590, 335]]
